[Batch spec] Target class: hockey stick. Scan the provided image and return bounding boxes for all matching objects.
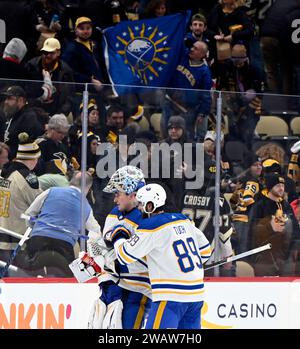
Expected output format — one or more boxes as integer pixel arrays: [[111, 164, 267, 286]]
[[0, 226, 32, 278], [21, 214, 89, 240], [0, 260, 19, 272], [0, 226, 23, 240], [204, 243, 271, 270]]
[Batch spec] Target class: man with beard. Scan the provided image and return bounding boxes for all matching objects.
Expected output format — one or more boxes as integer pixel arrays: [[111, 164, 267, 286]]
[[185, 13, 215, 66], [1, 86, 45, 159], [248, 173, 300, 276], [26, 38, 75, 116]]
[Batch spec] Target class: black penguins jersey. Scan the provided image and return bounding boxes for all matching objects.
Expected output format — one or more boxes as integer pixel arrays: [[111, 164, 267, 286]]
[[180, 190, 232, 243]]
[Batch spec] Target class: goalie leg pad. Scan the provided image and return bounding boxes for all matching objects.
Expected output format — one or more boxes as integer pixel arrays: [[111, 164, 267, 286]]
[[88, 298, 107, 329], [102, 299, 123, 329]]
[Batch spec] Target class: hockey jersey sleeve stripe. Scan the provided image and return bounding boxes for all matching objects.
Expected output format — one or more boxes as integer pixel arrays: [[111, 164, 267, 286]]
[[138, 219, 189, 233], [116, 250, 129, 266], [124, 218, 139, 228], [123, 279, 152, 290], [152, 283, 204, 290], [119, 275, 150, 283], [151, 278, 203, 284], [152, 290, 205, 296], [123, 245, 148, 268], [200, 247, 212, 255], [199, 242, 210, 251], [117, 244, 137, 264]]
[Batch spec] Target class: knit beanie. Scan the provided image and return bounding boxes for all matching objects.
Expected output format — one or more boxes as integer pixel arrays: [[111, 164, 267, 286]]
[[265, 173, 285, 191], [3, 38, 27, 62], [262, 158, 282, 174], [16, 133, 41, 160]]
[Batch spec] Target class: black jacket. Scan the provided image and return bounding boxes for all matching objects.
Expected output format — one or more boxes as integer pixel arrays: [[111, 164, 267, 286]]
[[26, 56, 75, 115], [4, 105, 45, 159], [208, 4, 254, 46]]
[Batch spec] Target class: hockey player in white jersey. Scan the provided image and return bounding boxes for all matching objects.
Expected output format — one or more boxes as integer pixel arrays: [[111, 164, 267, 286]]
[[80, 166, 152, 329], [107, 183, 212, 329]]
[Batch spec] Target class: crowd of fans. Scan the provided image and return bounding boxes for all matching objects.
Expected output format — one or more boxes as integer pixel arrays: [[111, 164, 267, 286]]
[[0, 0, 300, 278]]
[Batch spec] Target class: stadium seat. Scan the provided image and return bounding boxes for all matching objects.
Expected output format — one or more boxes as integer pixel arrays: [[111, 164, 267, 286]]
[[138, 116, 150, 132], [290, 116, 300, 135], [255, 116, 289, 138], [236, 261, 255, 277], [150, 113, 162, 137]]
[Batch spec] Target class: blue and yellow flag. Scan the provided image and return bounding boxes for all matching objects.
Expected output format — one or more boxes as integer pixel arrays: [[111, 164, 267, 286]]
[[103, 13, 188, 92]]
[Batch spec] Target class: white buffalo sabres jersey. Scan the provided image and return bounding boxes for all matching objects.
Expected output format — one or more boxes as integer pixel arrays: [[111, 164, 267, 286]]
[[114, 213, 211, 303], [102, 207, 151, 298]]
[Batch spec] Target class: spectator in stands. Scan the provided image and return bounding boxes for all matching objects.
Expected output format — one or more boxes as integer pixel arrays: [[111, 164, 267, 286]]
[[0, 132, 41, 268], [143, 0, 168, 18], [217, 44, 263, 149], [35, 113, 70, 176], [248, 173, 300, 276], [1, 86, 45, 159], [207, 0, 254, 52], [62, 17, 106, 89], [23, 171, 101, 277], [30, 0, 63, 51], [162, 41, 212, 141], [69, 99, 106, 157], [163, 115, 191, 145], [185, 13, 216, 66], [0, 143, 9, 171], [105, 104, 125, 144], [280, 2, 300, 103], [261, 157, 298, 204], [260, 0, 299, 94], [230, 153, 263, 253], [288, 140, 300, 194], [0, 38, 31, 82], [203, 130, 234, 193], [26, 38, 75, 116]]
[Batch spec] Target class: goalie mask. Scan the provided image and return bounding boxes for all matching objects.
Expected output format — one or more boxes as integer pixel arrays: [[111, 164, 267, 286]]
[[136, 183, 166, 214], [103, 165, 145, 195]]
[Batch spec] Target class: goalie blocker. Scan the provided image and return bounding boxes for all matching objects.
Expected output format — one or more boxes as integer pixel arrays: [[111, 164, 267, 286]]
[[69, 252, 104, 283]]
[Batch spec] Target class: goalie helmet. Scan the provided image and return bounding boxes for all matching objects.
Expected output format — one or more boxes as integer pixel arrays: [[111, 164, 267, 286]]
[[136, 183, 166, 214], [103, 165, 145, 195]]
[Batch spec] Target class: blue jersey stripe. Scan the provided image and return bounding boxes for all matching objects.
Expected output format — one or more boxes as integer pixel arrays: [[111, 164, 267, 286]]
[[119, 275, 151, 283], [152, 283, 204, 290], [199, 242, 210, 250], [123, 245, 148, 268]]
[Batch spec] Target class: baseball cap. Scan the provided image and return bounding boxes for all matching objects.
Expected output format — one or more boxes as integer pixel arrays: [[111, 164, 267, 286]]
[[41, 38, 61, 52], [1, 85, 26, 98], [204, 130, 224, 142], [75, 17, 92, 28]]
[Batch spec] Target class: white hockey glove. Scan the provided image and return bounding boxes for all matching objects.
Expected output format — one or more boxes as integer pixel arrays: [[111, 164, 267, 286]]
[[69, 251, 104, 283]]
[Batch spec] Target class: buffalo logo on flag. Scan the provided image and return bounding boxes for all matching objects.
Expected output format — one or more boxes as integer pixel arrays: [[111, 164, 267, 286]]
[[116, 24, 171, 84], [103, 13, 189, 90]]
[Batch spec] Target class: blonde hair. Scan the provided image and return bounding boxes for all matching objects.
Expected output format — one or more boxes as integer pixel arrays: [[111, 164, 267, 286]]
[[256, 143, 286, 166], [219, 0, 246, 9]]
